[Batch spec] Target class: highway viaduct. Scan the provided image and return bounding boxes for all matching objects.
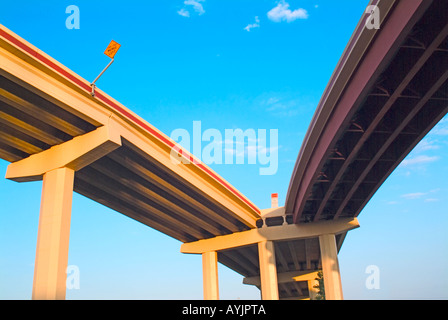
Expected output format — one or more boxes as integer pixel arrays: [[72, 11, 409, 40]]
[[0, 0, 447, 300]]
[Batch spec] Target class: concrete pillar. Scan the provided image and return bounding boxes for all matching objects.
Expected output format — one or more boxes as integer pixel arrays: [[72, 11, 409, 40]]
[[307, 279, 319, 300], [202, 251, 219, 300], [258, 240, 279, 300], [32, 167, 75, 300], [319, 234, 343, 300]]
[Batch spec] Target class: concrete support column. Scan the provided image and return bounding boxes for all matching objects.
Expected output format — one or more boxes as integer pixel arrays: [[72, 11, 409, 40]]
[[202, 251, 219, 300], [32, 167, 75, 300], [258, 240, 279, 300], [307, 279, 319, 300], [319, 234, 343, 300]]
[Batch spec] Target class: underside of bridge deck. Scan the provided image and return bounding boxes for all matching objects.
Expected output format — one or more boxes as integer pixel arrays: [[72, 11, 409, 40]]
[[288, 0, 448, 224]]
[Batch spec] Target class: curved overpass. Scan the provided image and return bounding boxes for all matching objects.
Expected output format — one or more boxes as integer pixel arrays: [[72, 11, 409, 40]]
[[286, 0, 448, 224]]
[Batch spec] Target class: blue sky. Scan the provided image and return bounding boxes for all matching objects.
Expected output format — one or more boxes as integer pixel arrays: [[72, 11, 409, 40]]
[[0, 1, 447, 300]]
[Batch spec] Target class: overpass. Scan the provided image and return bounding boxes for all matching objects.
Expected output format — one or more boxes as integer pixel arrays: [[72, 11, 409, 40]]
[[1, 0, 447, 300], [0, 22, 260, 299]]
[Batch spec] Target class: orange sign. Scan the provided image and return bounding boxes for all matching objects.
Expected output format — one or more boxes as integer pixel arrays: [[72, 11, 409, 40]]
[[104, 40, 121, 59]]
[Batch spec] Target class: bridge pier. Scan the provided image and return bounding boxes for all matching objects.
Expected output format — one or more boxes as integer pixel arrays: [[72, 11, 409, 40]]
[[307, 278, 319, 300], [202, 251, 219, 300], [5, 123, 122, 300], [32, 167, 74, 300], [181, 210, 359, 300], [258, 240, 279, 300], [319, 234, 343, 300]]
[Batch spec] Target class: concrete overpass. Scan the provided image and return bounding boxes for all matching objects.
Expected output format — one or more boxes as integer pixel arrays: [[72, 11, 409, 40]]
[[1, 0, 447, 300], [0, 23, 260, 299]]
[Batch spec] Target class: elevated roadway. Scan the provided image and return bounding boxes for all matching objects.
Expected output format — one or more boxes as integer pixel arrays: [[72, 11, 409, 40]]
[[1, 0, 447, 300]]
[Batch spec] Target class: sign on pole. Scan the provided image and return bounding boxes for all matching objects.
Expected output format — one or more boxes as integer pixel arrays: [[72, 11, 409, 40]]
[[104, 40, 121, 59], [91, 40, 121, 96]]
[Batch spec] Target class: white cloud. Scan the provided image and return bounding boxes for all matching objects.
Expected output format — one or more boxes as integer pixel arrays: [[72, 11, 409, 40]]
[[185, 0, 205, 15], [244, 16, 260, 32], [400, 155, 440, 167], [267, 1, 309, 23], [264, 96, 301, 117], [434, 127, 448, 136], [401, 189, 440, 201], [413, 139, 440, 153], [432, 117, 448, 135], [177, 8, 190, 17], [401, 192, 426, 200], [178, 0, 205, 17]]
